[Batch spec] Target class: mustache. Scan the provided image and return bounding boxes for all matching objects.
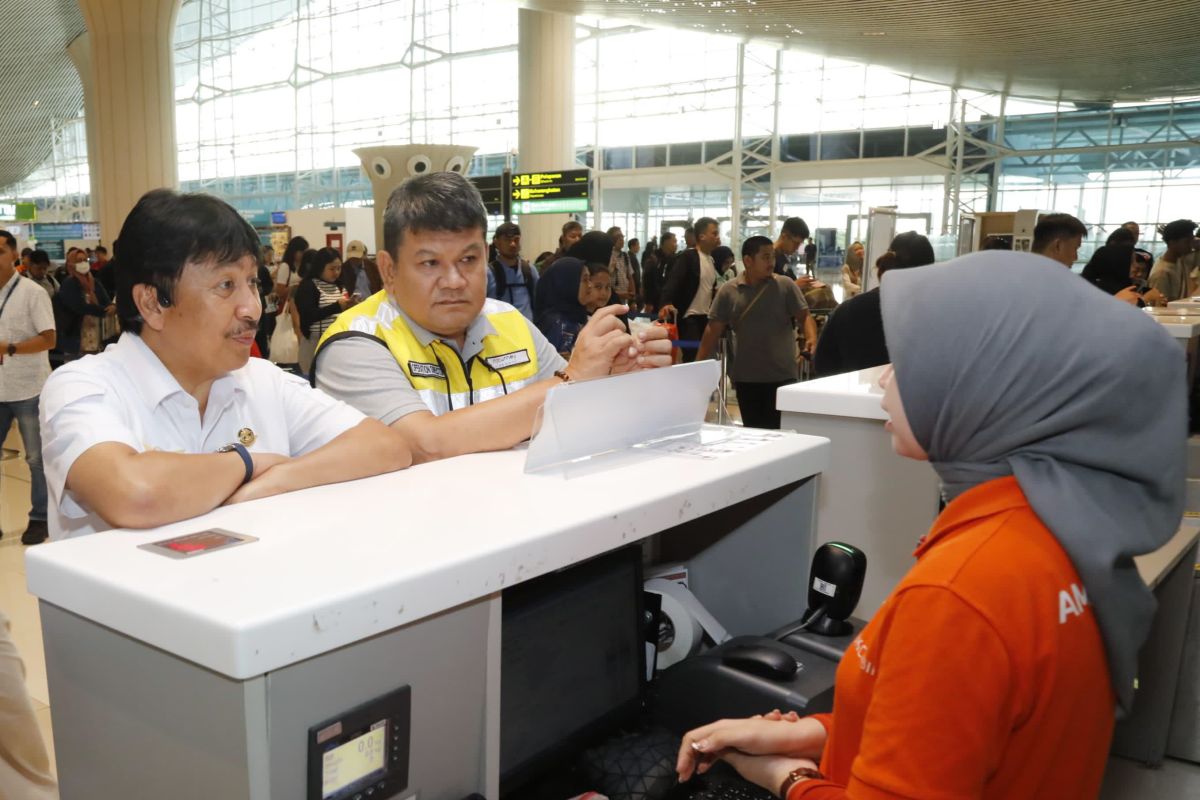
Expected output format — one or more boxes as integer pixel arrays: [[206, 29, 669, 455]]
[[226, 323, 258, 338]]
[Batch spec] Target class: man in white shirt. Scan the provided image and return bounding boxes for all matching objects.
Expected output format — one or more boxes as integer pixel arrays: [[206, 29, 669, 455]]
[[658, 216, 722, 362], [0, 230, 56, 545], [39, 190, 411, 540]]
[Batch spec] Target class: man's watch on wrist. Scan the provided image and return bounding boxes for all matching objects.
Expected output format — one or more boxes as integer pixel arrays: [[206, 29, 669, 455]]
[[217, 442, 254, 486], [6, 343, 15, 357], [779, 766, 825, 798]]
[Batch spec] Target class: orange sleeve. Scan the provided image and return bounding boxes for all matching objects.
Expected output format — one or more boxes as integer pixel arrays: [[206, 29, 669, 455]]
[[844, 586, 1015, 798], [790, 588, 1014, 800], [807, 713, 833, 735]]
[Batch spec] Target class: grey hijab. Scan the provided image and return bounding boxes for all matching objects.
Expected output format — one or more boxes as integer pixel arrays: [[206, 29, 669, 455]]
[[880, 251, 1186, 714]]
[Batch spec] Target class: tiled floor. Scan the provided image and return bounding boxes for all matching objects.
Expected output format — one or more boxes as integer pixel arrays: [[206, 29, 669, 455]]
[[4, 420, 1200, 796], [2, 424, 55, 777]]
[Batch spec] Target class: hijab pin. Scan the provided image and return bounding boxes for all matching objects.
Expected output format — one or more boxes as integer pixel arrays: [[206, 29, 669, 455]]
[[237, 427, 257, 446]]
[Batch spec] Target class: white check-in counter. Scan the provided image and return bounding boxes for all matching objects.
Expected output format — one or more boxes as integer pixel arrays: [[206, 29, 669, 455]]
[[26, 429, 830, 800], [776, 367, 941, 618]]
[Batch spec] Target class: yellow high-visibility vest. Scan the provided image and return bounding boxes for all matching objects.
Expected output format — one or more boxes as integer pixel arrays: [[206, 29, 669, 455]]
[[313, 292, 541, 415]]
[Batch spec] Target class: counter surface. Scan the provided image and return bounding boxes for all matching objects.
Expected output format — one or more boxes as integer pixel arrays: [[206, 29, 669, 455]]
[[776, 365, 888, 421], [1144, 309, 1200, 338], [25, 432, 830, 679]]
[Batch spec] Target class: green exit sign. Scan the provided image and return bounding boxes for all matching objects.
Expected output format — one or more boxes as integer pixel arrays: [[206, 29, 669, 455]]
[[512, 198, 589, 215]]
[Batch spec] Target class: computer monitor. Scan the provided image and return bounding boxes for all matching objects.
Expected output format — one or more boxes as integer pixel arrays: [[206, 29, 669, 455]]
[[500, 545, 646, 794]]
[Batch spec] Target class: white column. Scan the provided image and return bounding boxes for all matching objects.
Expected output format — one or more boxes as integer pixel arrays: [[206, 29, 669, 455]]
[[518, 8, 575, 256], [66, 33, 102, 226], [77, 0, 182, 242]]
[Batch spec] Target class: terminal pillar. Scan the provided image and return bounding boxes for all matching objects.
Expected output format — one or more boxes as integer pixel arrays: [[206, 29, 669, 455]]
[[77, 0, 182, 243], [353, 145, 479, 258], [66, 33, 102, 227], [518, 9, 576, 257]]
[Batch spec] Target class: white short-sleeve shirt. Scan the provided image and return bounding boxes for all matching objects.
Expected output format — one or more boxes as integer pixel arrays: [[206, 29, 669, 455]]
[[0, 272, 55, 401], [40, 333, 365, 539]]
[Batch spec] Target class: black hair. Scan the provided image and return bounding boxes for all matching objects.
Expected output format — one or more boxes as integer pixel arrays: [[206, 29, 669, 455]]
[[693, 217, 718, 237], [0, 230, 16, 251], [280, 236, 310, 272], [1032, 213, 1087, 253], [562, 220, 582, 234], [1106, 227, 1137, 246], [741, 235, 774, 259], [877, 231, 935, 278], [383, 171, 487, 258], [30, 249, 50, 266], [628, 238, 639, 248], [302, 247, 341, 282], [114, 189, 263, 335], [1161, 219, 1197, 244], [20, 247, 32, 257], [660, 231, 677, 243], [781, 217, 810, 240], [566, 231, 615, 268], [95, 245, 108, 255]]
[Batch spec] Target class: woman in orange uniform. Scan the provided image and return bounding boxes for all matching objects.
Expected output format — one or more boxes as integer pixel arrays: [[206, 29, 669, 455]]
[[677, 250, 1187, 799]]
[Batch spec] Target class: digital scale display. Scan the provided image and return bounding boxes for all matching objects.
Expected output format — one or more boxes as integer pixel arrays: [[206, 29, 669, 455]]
[[307, 685, 410, 800], [321, 721, 388, 798]]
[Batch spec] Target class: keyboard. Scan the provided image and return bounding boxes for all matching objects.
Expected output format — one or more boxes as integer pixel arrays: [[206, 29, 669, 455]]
[[674, 763, 777, 800]]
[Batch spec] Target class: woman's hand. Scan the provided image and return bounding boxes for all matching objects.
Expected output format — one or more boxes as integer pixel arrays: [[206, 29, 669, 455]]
[[1144, 288, 1166, 307], [676, 714, 828, 781]]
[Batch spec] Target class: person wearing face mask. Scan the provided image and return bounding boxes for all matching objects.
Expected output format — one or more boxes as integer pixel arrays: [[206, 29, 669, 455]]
[[38, 190, 411, 540], [677, 250, 1185, 799], [56, 245, 115, 357]]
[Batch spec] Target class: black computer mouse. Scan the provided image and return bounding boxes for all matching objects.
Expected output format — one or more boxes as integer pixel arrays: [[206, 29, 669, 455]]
[[720, 644, 798, 680]]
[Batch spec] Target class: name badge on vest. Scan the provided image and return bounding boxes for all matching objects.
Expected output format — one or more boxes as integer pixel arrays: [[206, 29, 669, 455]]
[[408, 360, 446, 379], [486, 349, 531, 370]]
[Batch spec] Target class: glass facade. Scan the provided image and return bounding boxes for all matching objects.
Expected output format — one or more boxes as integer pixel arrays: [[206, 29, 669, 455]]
[[4, 0, 1199, 261]]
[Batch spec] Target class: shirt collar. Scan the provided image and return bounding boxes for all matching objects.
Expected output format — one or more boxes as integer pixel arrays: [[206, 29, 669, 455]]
[[387, 296, 498, 358], [115, 332, 247, 410], [914, 475, 1027, 557]]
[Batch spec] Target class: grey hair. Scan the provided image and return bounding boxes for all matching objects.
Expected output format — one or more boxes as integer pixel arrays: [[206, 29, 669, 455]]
[[382, 171, 488, 258]]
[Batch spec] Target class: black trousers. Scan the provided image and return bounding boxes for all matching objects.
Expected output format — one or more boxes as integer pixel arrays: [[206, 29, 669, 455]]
[[678, 314, 708, 363], [734, 381, 795, 430]]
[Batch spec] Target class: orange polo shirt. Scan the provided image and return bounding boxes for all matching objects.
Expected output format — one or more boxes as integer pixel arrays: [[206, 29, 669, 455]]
[[791, 476, 1114, 799]]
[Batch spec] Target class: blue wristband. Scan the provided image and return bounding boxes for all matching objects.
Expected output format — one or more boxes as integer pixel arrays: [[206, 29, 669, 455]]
[[220, 442, 254, 486]]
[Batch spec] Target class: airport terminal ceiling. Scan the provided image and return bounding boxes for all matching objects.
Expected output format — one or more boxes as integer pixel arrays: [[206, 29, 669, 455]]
[[0, 0, 86, 190], [526, 0, 1200, 104], [2, 0, 1199, 193]]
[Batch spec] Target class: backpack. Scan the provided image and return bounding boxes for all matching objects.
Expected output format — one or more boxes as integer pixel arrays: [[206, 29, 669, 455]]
[[490, 258, 535, 302]]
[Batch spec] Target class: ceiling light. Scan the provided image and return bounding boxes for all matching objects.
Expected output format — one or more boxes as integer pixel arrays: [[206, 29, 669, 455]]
[[862, 32, 886, 37], [31, 100, 40, 106]]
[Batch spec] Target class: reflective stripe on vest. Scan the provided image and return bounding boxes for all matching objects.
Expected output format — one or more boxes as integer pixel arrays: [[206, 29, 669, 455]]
[[314, 292, 540, 416]]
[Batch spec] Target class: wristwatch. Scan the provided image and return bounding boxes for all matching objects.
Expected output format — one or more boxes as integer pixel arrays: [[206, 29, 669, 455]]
[[6, 343, 15, 357], [779, 766, 825, 798], [217, 442, 254, 486]]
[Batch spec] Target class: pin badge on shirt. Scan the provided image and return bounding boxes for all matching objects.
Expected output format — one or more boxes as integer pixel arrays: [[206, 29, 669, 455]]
[[238, 427, 257, 446]]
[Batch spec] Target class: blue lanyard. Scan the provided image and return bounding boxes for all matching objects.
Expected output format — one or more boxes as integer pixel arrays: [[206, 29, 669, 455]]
[[0, 276, 19, 323]]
